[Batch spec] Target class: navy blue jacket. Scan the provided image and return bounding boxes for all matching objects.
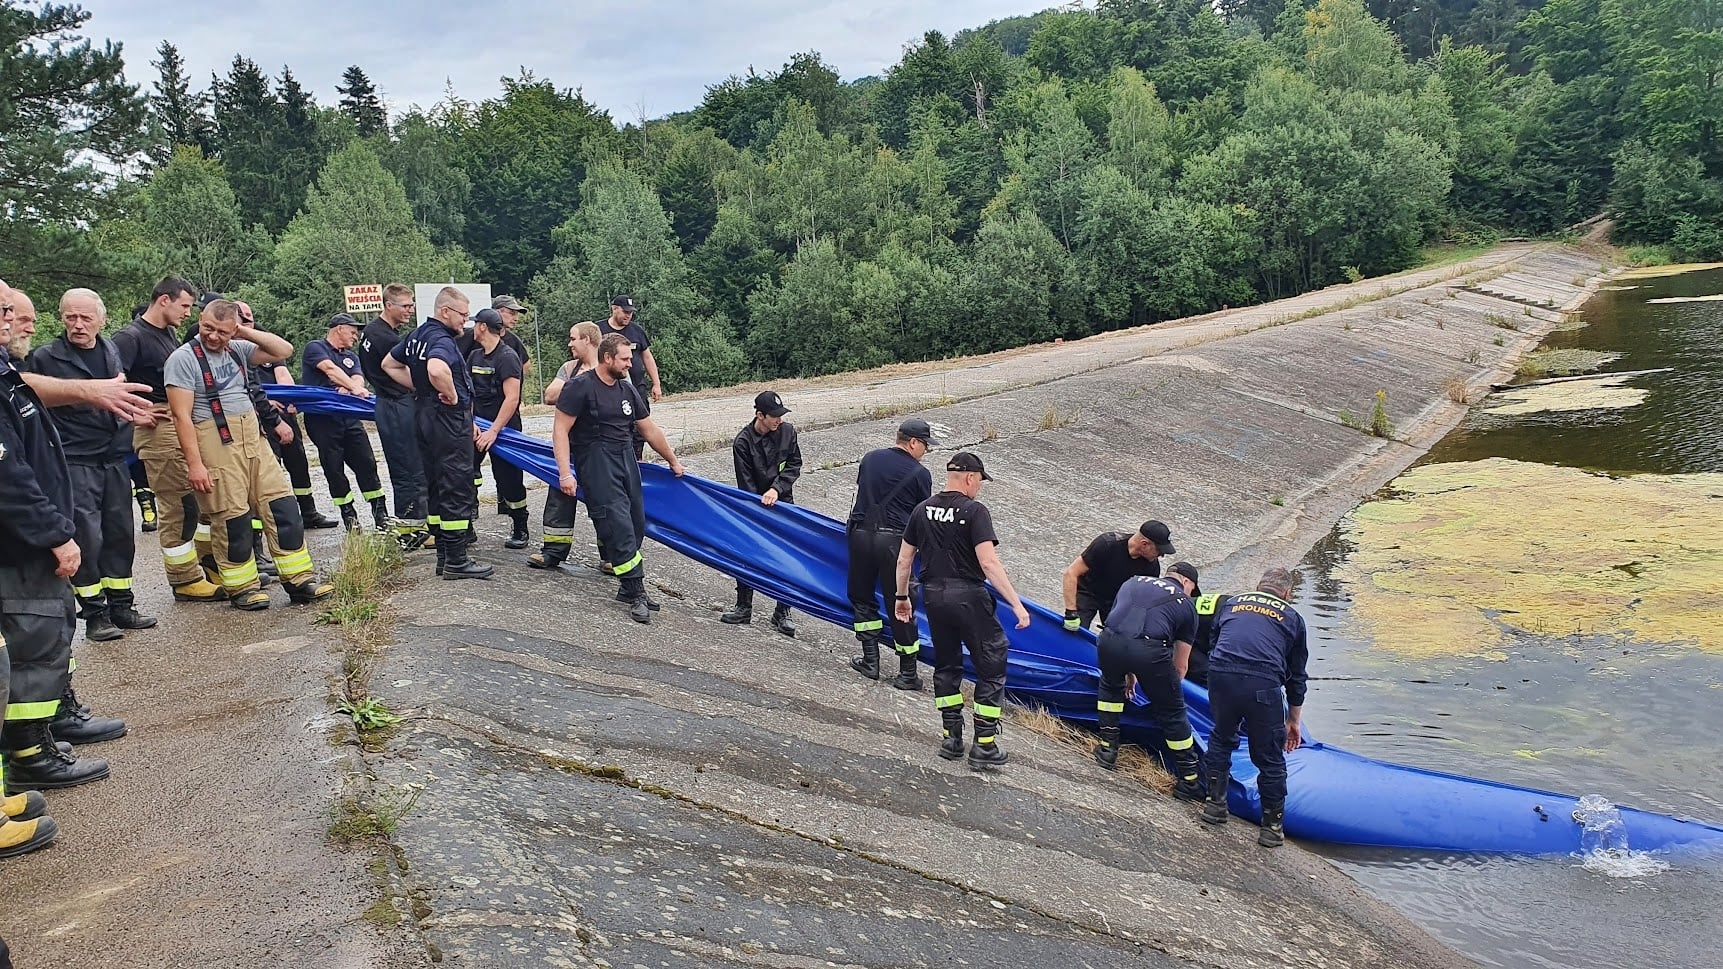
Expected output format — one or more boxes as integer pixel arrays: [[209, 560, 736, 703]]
[[1209, 592, 1310, 706], [0, 350, 76, 559], [1104, 575, 1197, 644]]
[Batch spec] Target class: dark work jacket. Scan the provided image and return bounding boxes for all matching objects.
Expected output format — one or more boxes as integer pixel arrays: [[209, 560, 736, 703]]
[[731, 420, 802, 500], [1209, 591, 1311, 707], [27, 336, 132, 463], [0, 350, 76, 559]]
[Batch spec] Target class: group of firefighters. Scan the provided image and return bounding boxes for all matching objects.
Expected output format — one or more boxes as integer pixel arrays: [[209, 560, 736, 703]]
[[0, 273, 1310, 868]]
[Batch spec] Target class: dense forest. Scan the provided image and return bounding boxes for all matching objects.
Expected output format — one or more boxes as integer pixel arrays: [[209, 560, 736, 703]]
[[3, 0, 1719, 390]]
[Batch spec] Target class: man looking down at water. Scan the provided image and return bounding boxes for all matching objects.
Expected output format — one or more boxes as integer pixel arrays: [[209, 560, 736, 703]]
[[1199, 567, 1309, 847], [1062, 521, 1175, 631]]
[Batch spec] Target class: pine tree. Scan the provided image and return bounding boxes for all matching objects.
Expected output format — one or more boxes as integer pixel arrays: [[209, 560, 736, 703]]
[[336, 65, 387, 136], [213, 56, 282, 230], [149, 41, 211, 163], [274, 67, 324, 228]]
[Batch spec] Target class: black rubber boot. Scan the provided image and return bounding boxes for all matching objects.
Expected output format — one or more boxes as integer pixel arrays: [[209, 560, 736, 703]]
[[890, 649, 923, 691], [435, 537, 447, 576], [1258, 804, 1286, 847], [442, 535, 495, 580], [1092, 741, 1119, 770], [254, 527, 277, 577], [49, 686, 127, 745], [504, 510, 529, 549], [371, 497, 392, 533], [1200, 770, 1231, 825], [939, 720, 965, 761], [1170, 747, 1207, 802], [769, 604, 796, 638], [339, 502, 362, 532], [849, 639, 880, 680], [107, 590, 157, 630], [614, 587, 661, 611], [3, 722, 110, 792], [967, 739, 1009, 769], [721, 588, 753, 625], [300, 494, 339, 530], [80, 599, 123, 643], [136, 487, 158, 532], [620, 575, 650, 623], [283, 576, 334, 605]]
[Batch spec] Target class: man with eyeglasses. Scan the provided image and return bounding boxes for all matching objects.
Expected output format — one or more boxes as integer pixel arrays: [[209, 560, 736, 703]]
[[360, 283, 430, 548]]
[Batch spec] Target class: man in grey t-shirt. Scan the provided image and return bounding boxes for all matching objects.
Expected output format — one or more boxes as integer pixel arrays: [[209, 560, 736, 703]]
[[164, 299, 333, 610]]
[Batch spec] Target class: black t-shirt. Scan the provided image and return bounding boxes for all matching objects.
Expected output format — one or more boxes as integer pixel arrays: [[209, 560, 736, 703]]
[[112, 317, 185, 403], [360, 320, 408, 398], [301, 339, 362, 390], [1077, 532, 1161, 610], [468, 343, 523, 419], [73, 343, 109, 375], [457, 330, 529, 368], [555, 369, 648, 449], [903, 490, 999, 585], [1105, 575, 1198, 644], [602, 320, 650, 388], [847, 446, 933, 530]]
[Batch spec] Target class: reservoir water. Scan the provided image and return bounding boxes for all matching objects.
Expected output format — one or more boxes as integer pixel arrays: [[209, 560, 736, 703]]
[[1290, 266, 1723, 968]]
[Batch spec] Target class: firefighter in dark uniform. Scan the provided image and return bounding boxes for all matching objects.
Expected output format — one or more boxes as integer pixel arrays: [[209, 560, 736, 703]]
[[26, 289, 158, 643], [528, 321, 600, 571], [845, 418, 934, 688], [383, 287, 493, 580], [360, 283, 429, 548], [0, 341, 114, 793], [1199, 567, 1310, 848], [895, 452, 1031, 768], [256, 347, 339, 531], [720, 390, 803, 637], [1188, 591, 1236, 688], [552, 332, 684, 623], [466, 309, 530, 549], [301, 313, 389, 532], [1061, 521, 1174, 631], [1091, 563, 1206, 802]]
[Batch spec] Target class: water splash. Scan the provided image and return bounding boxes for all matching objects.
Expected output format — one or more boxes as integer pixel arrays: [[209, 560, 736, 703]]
[[1572, 794, 1672, 878]]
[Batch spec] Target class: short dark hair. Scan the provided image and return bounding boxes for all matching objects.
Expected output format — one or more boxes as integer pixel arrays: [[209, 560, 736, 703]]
[[598, 331, 632, 362], [1257, 568, 1296, 598], [202, 298, 239, 323], [152, 276, 196, 304]]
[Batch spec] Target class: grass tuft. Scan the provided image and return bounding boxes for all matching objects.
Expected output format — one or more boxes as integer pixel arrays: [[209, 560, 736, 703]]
[[1010, 704, 1174, 796]]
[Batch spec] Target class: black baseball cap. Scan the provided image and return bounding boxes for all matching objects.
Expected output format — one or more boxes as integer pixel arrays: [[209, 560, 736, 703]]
[[612, 295, 637, 311], [1140, 520, 1175, 555], [899, 418, 935, 444], [754, 390, 789, 417], [197, 292, 224, 309], [947, 452, 992, 480], [329, 313, 361, 330], [472, 308, 505, 330], [1166, 561, 1201, 596]]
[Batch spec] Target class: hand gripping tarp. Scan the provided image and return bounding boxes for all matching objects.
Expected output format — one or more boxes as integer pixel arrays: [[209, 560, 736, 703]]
[[267, 384, 1723, 856]]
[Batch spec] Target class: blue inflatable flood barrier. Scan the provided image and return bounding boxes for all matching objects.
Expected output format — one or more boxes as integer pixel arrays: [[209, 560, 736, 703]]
[[267, 385, 1723, 856]]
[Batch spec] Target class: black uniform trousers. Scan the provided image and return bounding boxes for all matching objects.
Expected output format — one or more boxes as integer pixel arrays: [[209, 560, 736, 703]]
[[538, 489, 597, 562], [66, 461, 137, 614], [924, 580, 1008, 745], [375, 393, 427, 524], [1095, 630, 1202, 783], [415, 400, 478, 544], [473, 411, 527, 519], [1203, 669, 1289, 809], [573, 438, 646, 598], [304, 414, 383, 508], [1075, 593, 1107, 631], [0, 559, 75, 726], [845, 525, 921, 656], [267, 412, 315, 498]]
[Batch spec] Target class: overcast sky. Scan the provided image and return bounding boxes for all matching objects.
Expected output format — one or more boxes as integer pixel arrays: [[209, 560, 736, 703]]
[[84, 0, 1054, 121]]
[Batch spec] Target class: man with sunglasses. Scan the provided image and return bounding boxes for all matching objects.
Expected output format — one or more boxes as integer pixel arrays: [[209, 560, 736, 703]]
[[360, 283, 430, 547]]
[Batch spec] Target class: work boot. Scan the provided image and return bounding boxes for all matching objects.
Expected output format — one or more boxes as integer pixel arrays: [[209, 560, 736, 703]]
[[300, 494, 339, 530], [890, 650, 922, 691], [849, 640, 881, 680], [769, 604, 796, 638], [614, 588, 661, 611], [49, 686, 127, 745], [371, 497, 391, 533], [1092, 741, 1119, 771], [1200, 770, 1231, 825], [230, 588, 271, 611], [135, 487, 158, 532], [1172, 776, 1208, 803], [628, 596, 651, 624], [84, 610, 123, 643], [397, 527, 430, 552], [967, 739, 1009, 769], [1258, 805, 1286, 847], [254, 528, 278, 577], [720, 588, 753, 625], [2, 791, 48, 823], [339, 502, 362, 532], [108, 592, 157, 630], [171, 578, 226, 602], [284, 576, 335, 605], [442, 537, 495, 580], [434, 538, 447, 576], [526, 550, 565, 570], [3, 722, 109, 792], [939, 723, 965, 761], [0, 816, 58, 859], [504, 510, 529, 549]]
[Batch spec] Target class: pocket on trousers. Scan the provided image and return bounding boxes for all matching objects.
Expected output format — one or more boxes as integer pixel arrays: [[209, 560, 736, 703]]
[[0, 565, 69, 608]]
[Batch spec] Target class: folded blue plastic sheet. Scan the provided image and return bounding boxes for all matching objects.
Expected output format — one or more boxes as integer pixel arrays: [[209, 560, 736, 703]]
[[266, 385, 1723, 856]]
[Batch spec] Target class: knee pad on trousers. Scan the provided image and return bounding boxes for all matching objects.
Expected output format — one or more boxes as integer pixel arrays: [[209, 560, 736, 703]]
[[224, 517, 253, 561], [178, 493, 201, 542], [269, 495, 304, 550]]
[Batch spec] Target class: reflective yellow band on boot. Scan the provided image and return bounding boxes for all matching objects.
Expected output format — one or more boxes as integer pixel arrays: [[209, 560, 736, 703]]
[[1097, 701, 1125, 713], [895, 641, 922, 656], [1165, 736, 1195, 751], [333, 494, 354, 506], [361, 490, 384, 501], [163, 540, 198, 566], [275, 547, 313, 577], [935, 694, 964, 709], [974, 704, 1002, 719], [5, 700, 60, 720], [293, 487, 313, 497]]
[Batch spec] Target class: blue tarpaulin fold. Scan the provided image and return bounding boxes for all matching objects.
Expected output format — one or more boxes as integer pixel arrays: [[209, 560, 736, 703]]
[[264, 384, 1723, 855]]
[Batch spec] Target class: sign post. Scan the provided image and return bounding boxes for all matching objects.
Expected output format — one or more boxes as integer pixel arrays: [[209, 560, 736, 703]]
[[344, 284, 384, 315]]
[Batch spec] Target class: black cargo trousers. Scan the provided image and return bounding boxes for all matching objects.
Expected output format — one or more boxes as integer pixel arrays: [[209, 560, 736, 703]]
[[923, 579, 1007, 747]]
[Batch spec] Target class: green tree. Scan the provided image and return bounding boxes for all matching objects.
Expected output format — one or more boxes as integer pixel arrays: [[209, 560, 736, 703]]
[[690, 203, 782, 335], [1103, 68, 1178, 194], [956, 212, 1079, 353], [148, 40, 212, 163], [1002, 80, 1097, 250], [212, 56, 283, 230], [135, 146, 272, 295], [336, 65, 387, 137], [656, 126, 737, 250], [376, 109, 471, 246], [1025, 10, 1124, 83], [871, 31, 965, 147], [269, 142, 471, 346], [746, 239, 889, 376], [272, 67, 325, 229]]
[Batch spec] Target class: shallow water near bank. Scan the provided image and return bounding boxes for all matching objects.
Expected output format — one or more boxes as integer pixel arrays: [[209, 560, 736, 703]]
[[1294, 268, 1723, 968]]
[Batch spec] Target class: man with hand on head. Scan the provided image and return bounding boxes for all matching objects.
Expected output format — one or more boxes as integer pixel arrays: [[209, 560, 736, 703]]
[[721, 390, 802, 637]]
